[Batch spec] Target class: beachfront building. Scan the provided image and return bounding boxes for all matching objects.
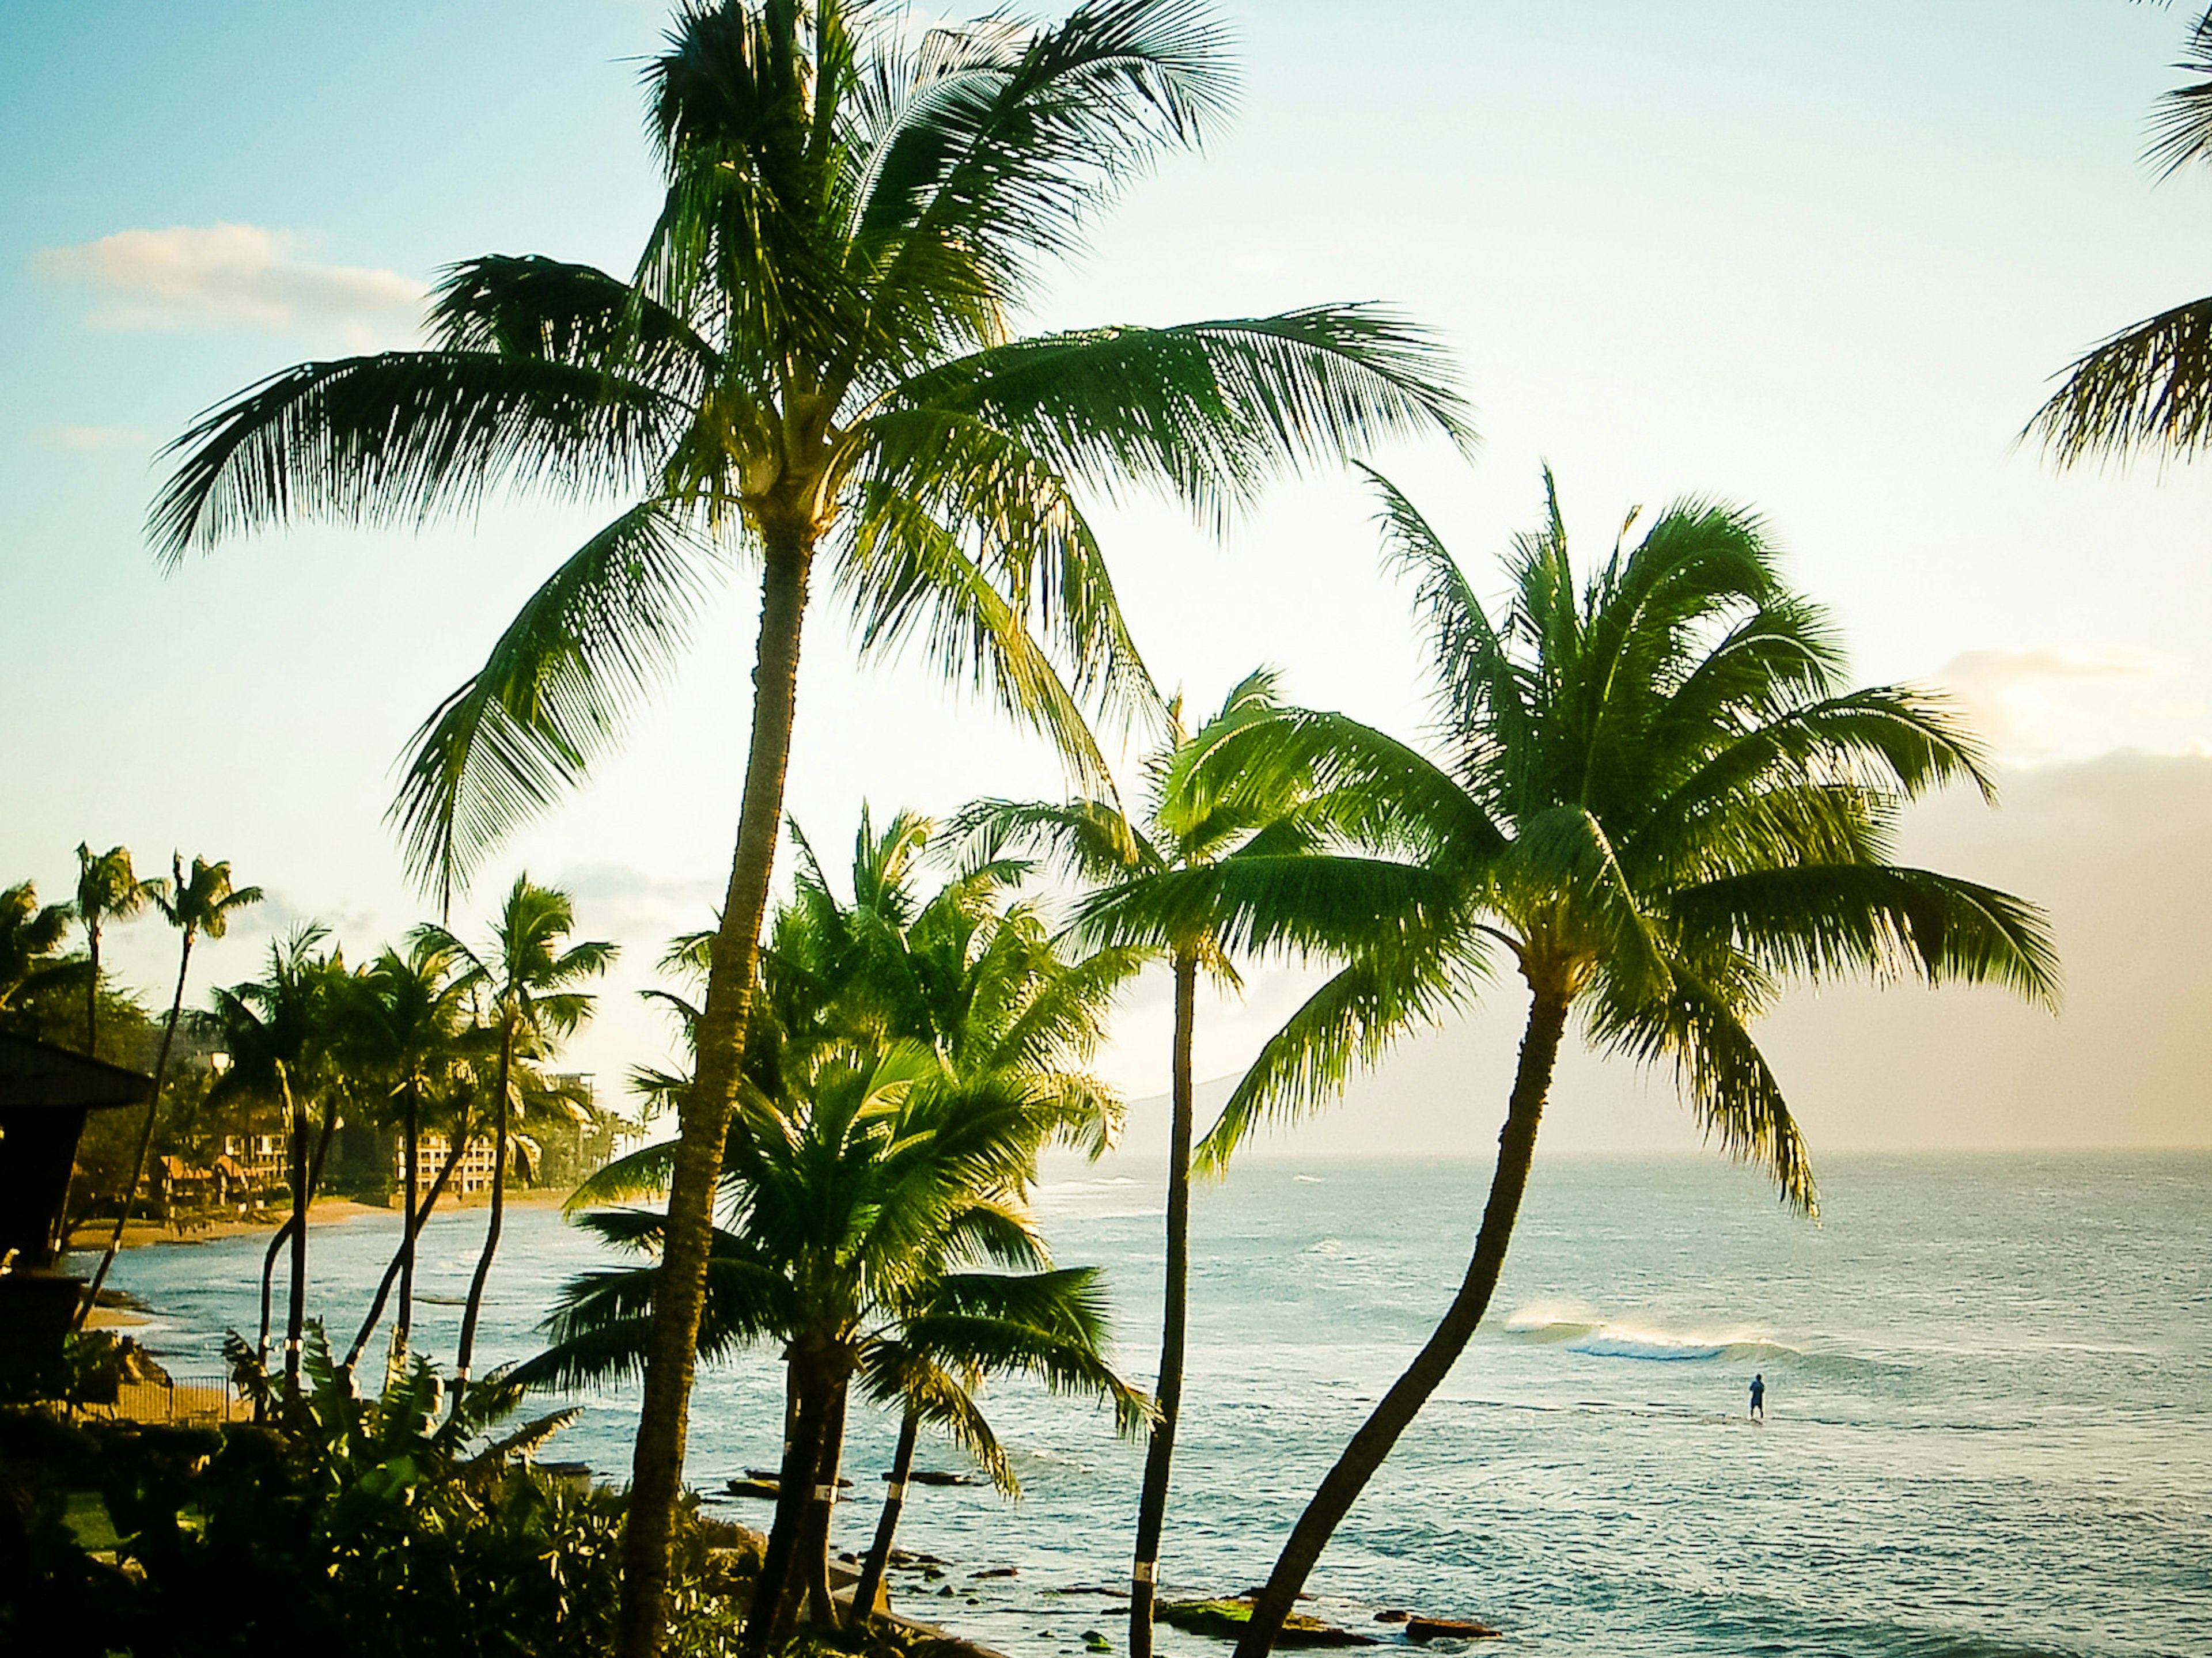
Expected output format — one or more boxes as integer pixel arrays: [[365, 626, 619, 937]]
[[389, 1074, 623, 1204]]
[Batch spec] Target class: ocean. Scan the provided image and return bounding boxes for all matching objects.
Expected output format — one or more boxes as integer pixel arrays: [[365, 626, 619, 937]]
[[90, 1152, 2212, 1658]]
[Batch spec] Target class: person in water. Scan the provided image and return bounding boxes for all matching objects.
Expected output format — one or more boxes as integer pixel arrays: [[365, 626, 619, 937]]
[[1749, 1373, 1766, 1421]]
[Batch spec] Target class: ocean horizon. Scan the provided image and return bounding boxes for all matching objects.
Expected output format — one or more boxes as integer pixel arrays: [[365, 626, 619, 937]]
[[90, 1150, 2212, 1657]]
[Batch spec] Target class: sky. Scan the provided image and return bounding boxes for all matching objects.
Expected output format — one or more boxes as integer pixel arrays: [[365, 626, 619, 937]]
[[4, 1, 2210, 1160]]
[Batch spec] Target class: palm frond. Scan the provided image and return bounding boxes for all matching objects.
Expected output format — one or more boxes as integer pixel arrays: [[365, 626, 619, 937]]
[[149, 353, 680, 563], [1583, 962, 1818, 1215], [389, 500, 717, 906], [1668, 864, 2061, 1008], [892, 310, 1474, 531], [2028, 294, 2212, 464]]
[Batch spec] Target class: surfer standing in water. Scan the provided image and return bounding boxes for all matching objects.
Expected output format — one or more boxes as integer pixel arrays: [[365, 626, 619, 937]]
[[1749, 1373, 1766, 1421]]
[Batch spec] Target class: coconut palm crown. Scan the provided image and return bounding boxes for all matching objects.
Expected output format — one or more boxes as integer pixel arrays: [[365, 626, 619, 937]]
[[1082, 469, 2061, 1657]]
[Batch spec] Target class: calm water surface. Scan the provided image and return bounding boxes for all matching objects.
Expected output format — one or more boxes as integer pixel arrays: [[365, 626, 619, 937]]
[[92, 1153, 2212, 1658]]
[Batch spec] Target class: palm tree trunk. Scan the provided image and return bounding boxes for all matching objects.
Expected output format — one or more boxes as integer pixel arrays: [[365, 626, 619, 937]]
[[401, 1080, 421, 1341], [74, 929, 195, 1330], [50, 925, 104, 1257], [343, 1103, 471, 1372], [84, 923, 101, 1057], [258, 1085, 342, 1376], [851, 1406, 921, 1627], [800, 1380, 851, 1630], [1130, 947, 1199, 1658], [282, 1060, 308, 1394], [620, 535, 813, 1658], [748, 1359, 832, 1656], [1229, 981, 1570, 1658], [454, 1027, 514, 1393]]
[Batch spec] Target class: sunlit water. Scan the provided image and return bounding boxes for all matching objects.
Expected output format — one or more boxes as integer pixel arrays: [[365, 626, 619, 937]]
[[89, 1154, 2212, 1658]]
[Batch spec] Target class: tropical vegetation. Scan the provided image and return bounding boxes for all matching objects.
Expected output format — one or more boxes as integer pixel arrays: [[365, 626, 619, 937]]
[[519, 811, 1147, 1645], [0, 3, 2086, 1657]]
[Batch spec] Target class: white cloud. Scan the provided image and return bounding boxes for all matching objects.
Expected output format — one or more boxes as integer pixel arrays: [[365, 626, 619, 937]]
[[1934, 644, 2172, 756], [41, 424, 151, 450], [30, 223, 424, 342]]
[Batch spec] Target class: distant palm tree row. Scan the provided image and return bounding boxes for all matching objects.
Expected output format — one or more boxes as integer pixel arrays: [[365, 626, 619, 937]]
[[7, 855, 621, 1399], [140, 3, 2060, 1655]]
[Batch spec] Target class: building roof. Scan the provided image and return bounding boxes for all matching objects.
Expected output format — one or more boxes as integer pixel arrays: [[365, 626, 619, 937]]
[[0, 1030, 154, 1110]]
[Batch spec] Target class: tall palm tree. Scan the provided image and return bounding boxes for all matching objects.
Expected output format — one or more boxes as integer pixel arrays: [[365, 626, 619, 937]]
[[147, 6, 1469, 1640], [202, 925, 347, 1394], [336, 933, 475, 1369], [959, 667, 1403, 1657], [71, 843, 157, 1057], [0, 881, 76, 1013], [2031, 5, 2212, 460], [1094, 472, 2062, 1658], [419, 876, 612, 1393], [75, 855, 263, 1328]]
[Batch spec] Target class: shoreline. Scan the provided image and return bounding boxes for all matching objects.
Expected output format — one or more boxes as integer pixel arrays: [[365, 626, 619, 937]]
[[66, 1189, 576, 1328], [69, 1186, 574, 1259]]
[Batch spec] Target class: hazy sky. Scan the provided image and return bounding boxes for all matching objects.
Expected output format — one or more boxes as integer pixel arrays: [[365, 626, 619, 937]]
[[5, 1, 2210, 1157]]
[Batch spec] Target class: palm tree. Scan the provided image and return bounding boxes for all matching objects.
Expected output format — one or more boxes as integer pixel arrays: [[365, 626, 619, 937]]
[[0, 881, 77, 1013], [546, 822, 1137, 1642], [202, 925, 347, 1394], [336, 933, 476, 1369], [419, 875, 613, 1394], [71, 843, 157, 1057], [525, 1045, 1145, 1648], [2031, 5, 2212, 460], [147, 6, 1470, 1638], [75, 855, 263, 1328], [1094, 472, 2062, 1658], [961, 667, 1411, 1657]]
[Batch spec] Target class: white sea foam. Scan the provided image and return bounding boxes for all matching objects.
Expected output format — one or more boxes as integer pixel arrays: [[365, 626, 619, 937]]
[[1502, 1302, 1791, 1364]]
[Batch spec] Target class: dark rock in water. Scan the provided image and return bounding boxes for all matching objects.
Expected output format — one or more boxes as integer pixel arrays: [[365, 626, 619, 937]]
[[1373, 1611, 1410, 1624], [1051, 1585, 1133, 1599], [725, 1477, 779, 1500], [972, 1566, 1018, 1579], [1157, 1599, 1377, 1647], [748, 1467, 849, 1486], [1404, 1617, 1502, 1642], [911, 1469, 978, 1486]]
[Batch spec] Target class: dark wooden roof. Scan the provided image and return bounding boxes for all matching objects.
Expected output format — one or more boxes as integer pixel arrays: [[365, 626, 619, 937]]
[[0, 1030, 153, 1110]]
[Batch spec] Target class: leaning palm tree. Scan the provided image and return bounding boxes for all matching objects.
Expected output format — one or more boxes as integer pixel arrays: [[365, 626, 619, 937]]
[[1087, 471, 2062, 1658], [336, 932, 476, 1369], [2031, 5, 2212, 460], [147, 5, 1469, 1639], [959, 667, 1404, 1658], [75, 855, 263, 1329], [419, 876, 613, 1394], [71, 843, 157, 1057]]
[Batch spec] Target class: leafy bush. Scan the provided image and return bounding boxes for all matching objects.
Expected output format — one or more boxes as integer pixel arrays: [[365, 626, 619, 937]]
[[3, 1325, 753, 1658]]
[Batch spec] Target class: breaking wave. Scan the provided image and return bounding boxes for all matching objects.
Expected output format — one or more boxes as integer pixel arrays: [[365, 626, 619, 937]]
[[1501, 1300, 1801, 1365]]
